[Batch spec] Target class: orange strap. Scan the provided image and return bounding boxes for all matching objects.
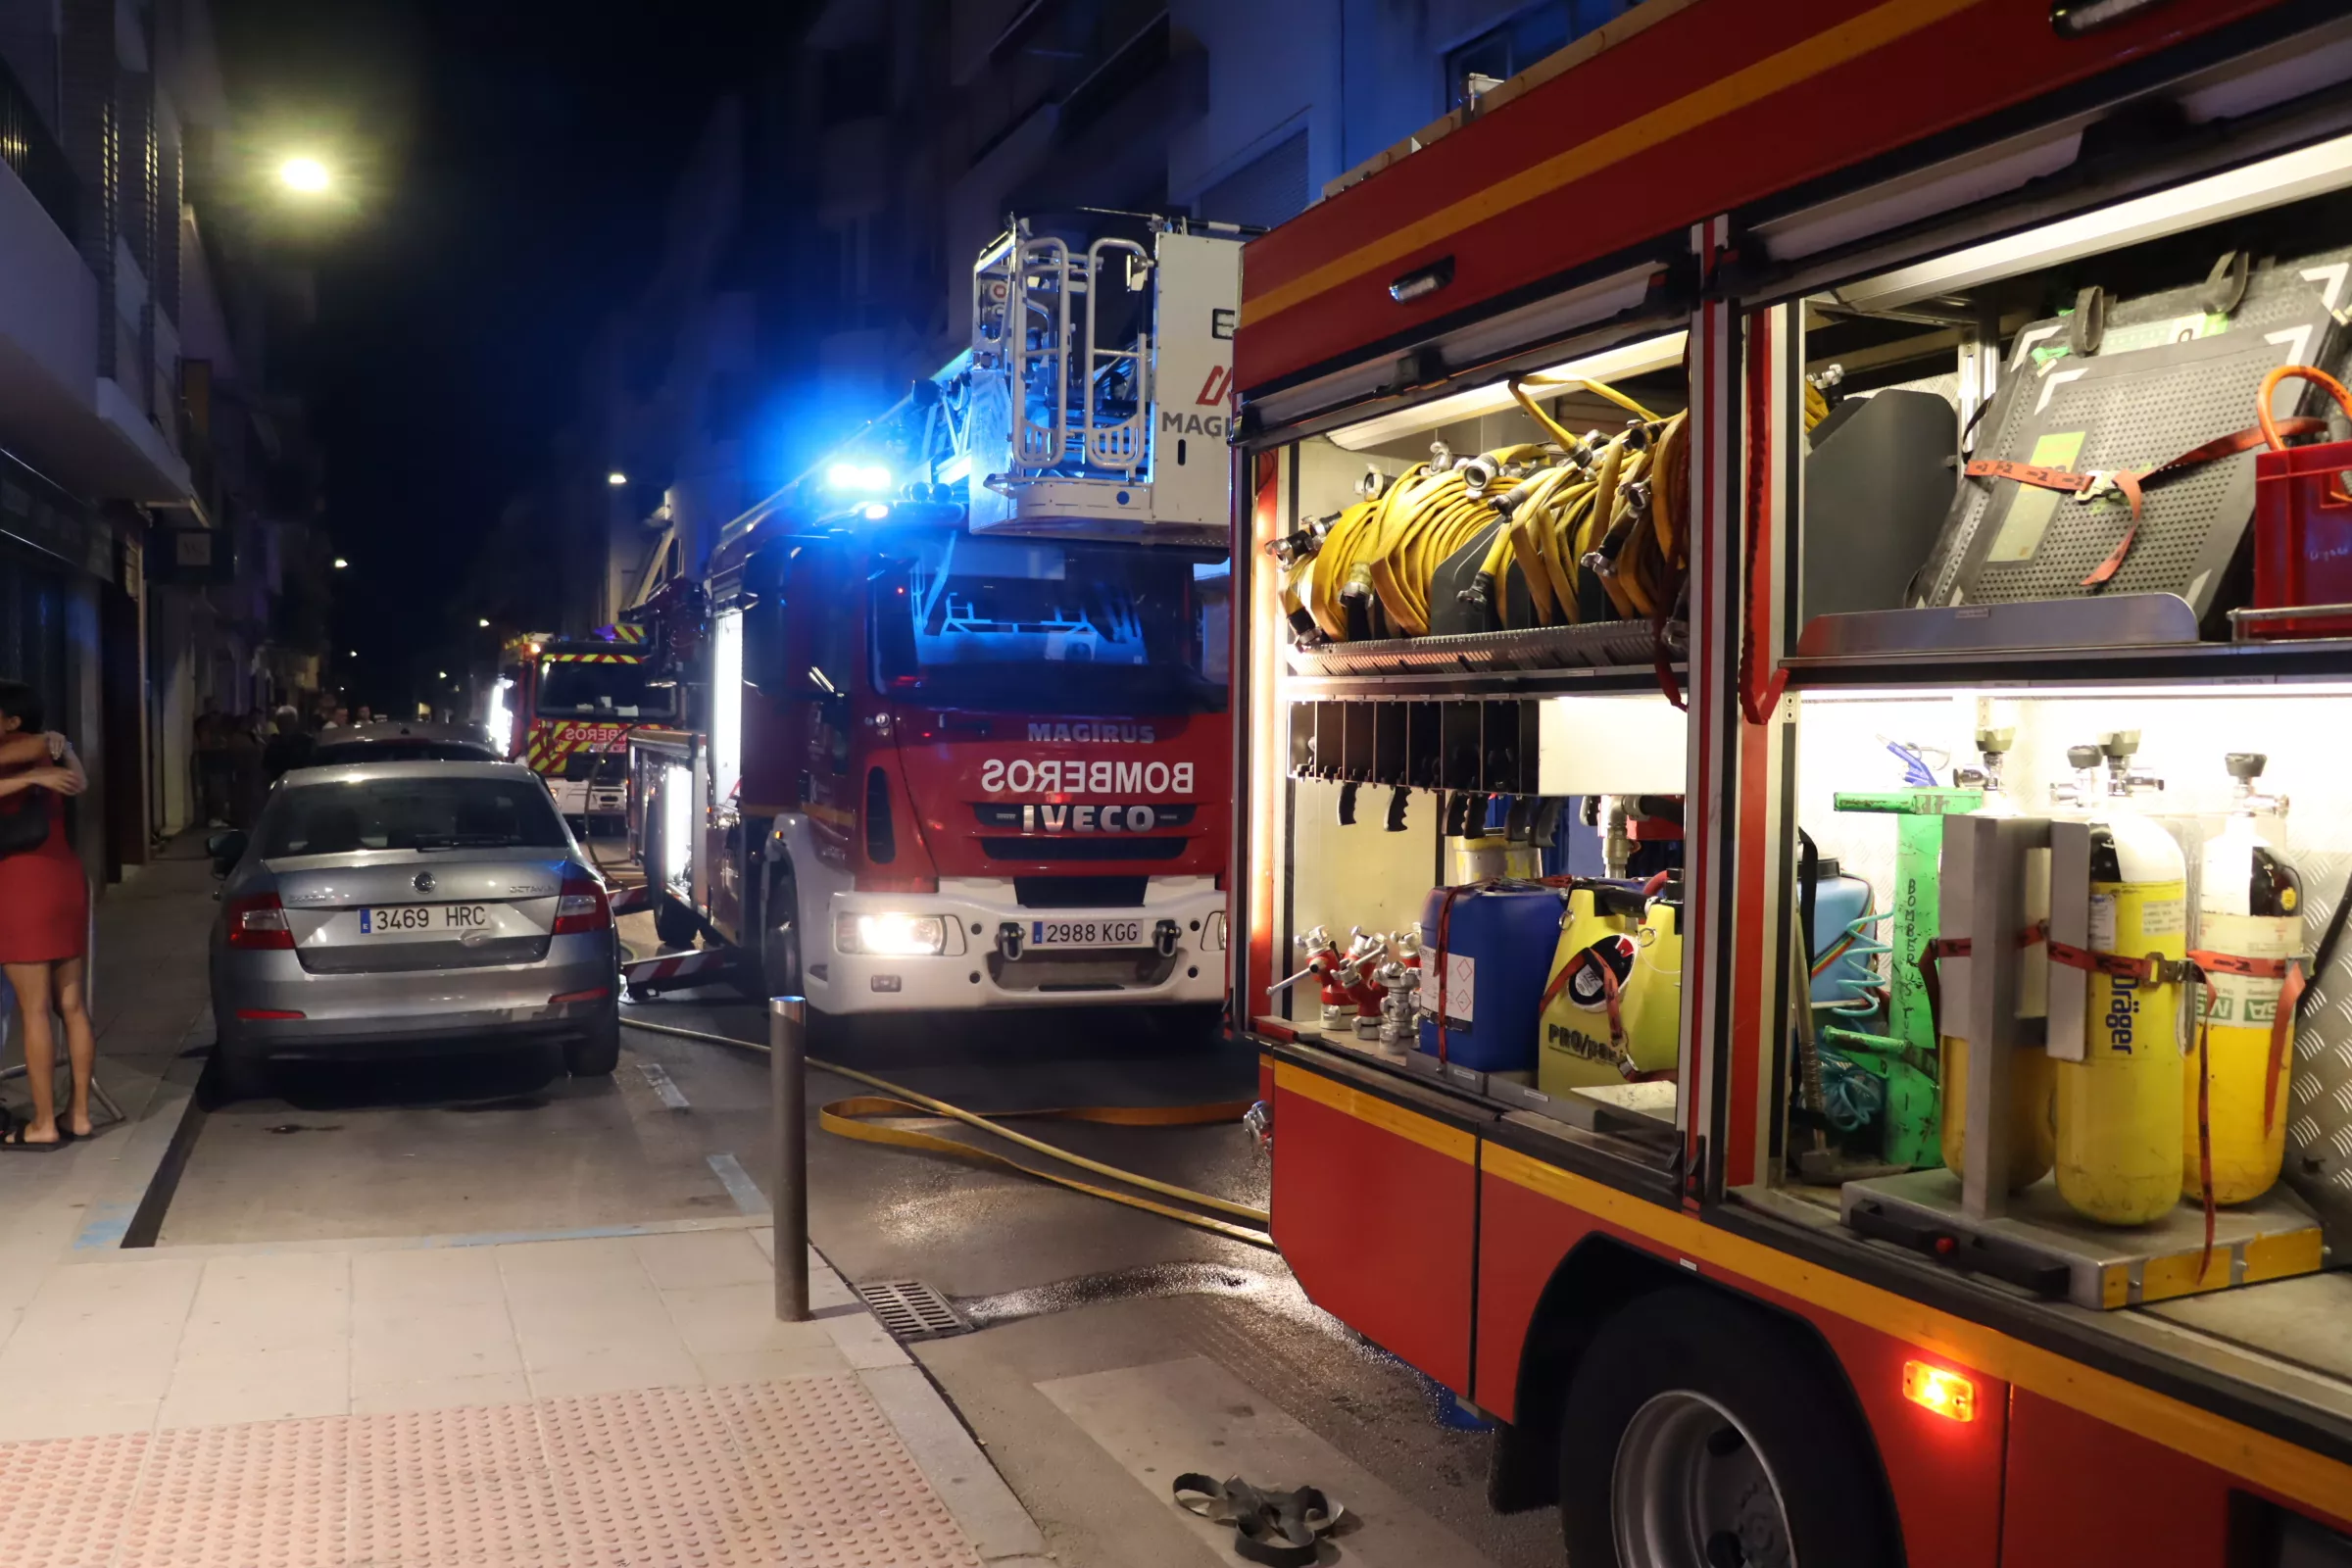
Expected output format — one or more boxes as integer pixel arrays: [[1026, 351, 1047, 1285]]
[[2043, 937, 2182, 986], [1965, 417, 2327, 587], [2169, 947, 2303, 1281], [1915, 924, 2045, 1044], [2182, 948, 2306, 1136], [1538, 943, 1632, 1060]]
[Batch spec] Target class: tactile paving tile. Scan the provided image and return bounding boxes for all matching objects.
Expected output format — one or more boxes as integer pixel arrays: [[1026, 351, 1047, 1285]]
[[0, 1377, 984, 1568], [122, 1418, 346, 1567], [0, 1430, 149, 1568]]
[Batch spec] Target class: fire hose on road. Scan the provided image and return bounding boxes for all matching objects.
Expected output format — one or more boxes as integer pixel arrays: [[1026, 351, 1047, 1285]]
[[616, 1014, 1275, 1249]]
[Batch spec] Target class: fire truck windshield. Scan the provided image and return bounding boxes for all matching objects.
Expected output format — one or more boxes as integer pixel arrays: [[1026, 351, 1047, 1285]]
[[873, 534, 1226, 712], [534, 659, 675, 719]]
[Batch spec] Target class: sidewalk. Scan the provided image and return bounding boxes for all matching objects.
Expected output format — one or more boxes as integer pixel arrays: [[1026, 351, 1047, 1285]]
[[0, 842, 1053, 1567]]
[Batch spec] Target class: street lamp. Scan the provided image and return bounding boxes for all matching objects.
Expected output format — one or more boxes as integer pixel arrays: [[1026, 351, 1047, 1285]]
[[477, 617, 491, 628], [332, 558, 349, 569], [607, 471, 628, 487], [278, 157, 331, 195]]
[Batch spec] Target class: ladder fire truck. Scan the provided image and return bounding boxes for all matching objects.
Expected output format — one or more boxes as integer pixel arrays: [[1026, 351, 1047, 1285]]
[[1237, 2, 2352, 1562], [623, 214, 1240, 1032]]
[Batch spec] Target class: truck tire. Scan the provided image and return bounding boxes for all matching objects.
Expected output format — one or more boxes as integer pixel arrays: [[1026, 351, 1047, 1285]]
[[653, 896, 701, 948], [1557, 1286, 1896, 1568], [564, 1000, 623, 1077]]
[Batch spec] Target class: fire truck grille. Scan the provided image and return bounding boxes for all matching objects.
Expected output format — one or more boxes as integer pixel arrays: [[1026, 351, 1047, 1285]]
[[1013, 876, 1148, 908], [979, 837, 1187, 862]]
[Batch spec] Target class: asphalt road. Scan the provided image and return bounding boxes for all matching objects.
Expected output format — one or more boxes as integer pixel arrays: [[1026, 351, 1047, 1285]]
[[157, 895, 1566, 1566]]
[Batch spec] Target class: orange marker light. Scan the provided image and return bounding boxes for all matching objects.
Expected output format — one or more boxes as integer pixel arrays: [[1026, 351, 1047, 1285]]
[[1901, 1360, 1977, 1422]]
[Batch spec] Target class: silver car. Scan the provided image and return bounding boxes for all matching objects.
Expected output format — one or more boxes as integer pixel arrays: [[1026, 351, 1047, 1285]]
[[208, 760, 621, 1097]]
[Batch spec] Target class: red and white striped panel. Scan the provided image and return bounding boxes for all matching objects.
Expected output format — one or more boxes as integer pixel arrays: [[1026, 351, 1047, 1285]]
[[621, 948, 733, 989]]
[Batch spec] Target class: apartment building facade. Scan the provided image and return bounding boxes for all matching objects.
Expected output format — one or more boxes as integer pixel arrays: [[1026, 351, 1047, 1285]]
[[0, 0, 321, 879], [509, 0, 1635, 631]]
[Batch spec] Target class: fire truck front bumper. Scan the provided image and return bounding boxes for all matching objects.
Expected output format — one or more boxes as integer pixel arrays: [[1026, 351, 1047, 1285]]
[[808, 879, 1227, 1015]]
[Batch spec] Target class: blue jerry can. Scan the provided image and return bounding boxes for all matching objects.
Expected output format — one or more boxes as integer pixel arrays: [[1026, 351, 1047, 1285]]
[[1416, 883, 1567, 1072]]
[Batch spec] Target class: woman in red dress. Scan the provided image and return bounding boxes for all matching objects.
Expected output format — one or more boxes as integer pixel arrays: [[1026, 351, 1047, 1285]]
[[0, 681, 92, 1149]]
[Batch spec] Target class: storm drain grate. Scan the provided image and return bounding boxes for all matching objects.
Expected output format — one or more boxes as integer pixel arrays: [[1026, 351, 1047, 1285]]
[[858, 1279, 968, 1341]]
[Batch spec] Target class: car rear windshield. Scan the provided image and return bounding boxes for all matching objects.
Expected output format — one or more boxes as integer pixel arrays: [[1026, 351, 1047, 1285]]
[[260, 777, 568, 857], [310, 741, 501, 765]]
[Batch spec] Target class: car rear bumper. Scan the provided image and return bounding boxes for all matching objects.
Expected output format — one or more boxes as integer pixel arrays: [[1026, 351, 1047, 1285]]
[[807, 880, 1226, 1015], [213, 935, 617, 1056]]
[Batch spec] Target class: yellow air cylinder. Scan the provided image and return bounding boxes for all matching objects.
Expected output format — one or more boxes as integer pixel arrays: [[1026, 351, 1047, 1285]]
[[2055, 814, 2187, 1226], [2185, 777, 2299, 1205]]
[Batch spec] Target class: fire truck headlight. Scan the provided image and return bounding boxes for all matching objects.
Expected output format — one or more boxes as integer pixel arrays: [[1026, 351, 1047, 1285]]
[[838, 911, 947, 956]]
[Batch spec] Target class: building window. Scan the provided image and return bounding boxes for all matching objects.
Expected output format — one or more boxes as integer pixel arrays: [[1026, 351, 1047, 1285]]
[[1197, 131, 1309, 233], [1445, 0, 1632, 110]]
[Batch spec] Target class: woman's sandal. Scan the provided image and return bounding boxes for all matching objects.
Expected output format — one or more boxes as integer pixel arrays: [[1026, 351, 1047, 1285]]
[[0, 1108, 72, 1152]]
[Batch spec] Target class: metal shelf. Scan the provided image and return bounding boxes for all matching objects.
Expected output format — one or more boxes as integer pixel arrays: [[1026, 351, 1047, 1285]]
[[1287, 617, 1669, 678], [1284, 662, 1679, 699], [1784, 637, 2352, 690], [1787, 594, 2352, 688]]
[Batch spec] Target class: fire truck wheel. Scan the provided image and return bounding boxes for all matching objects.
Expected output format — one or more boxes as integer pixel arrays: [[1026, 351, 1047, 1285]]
[[1558, 1285, 1895, 1568], [564, 1001, 622, 1077], [653, 896, 701, 947]]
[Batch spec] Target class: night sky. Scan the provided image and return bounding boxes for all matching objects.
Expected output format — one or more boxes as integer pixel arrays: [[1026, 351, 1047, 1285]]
[[211, 1, 775, 713]]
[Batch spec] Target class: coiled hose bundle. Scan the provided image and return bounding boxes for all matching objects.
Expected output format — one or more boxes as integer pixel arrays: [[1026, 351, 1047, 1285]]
[[1277, 379, 1690, 645]]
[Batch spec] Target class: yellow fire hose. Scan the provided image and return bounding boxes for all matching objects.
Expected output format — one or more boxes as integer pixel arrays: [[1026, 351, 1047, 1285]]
[[618, 1014, 1276, 1249]]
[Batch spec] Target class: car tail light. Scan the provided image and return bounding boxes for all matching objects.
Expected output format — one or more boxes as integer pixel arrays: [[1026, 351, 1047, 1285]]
[[235, 1008, 305, 1020], [549, 986, 611, 1004], [225, 893, 294, 951], [553, 873, 612, 935]]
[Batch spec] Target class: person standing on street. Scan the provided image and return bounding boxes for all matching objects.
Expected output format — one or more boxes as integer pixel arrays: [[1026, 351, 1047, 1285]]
[[224, 711, 266, 826], [0, 681, 94, 1149], [193, 704, 230, 826], [264, 707, 313, 781]]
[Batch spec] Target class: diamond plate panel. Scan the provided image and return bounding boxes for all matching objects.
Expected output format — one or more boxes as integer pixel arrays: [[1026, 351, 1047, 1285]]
[[2287, 846, 2352, 1248]]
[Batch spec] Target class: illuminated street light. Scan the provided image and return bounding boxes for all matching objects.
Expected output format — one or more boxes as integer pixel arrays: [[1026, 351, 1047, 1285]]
[[436, 670, 448, 679], [607, 471, 628, 486], [278, 157, 332, 195], [477, 617, 491, 628], [332, 558, 349, 569]]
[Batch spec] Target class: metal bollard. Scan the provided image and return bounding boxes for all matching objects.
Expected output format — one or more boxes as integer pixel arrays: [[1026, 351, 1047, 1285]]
[[769, 996, 810, 1321]]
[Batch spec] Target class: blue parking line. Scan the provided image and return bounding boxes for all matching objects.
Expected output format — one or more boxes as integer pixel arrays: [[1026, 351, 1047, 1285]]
[[73, 1201, 137, 1250]]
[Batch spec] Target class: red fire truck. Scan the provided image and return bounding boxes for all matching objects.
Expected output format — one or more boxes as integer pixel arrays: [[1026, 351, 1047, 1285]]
[[501, 629, 672, 835], [626, 215, 1240, 1031], [1237, 2, 2352, 1562]]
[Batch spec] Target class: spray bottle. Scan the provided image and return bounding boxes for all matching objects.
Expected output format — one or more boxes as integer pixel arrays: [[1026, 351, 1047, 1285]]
[[1939, 727, 2056, 1190], [2055, 732, 2188, 1227], [2187, 754, 2300, 1204]]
